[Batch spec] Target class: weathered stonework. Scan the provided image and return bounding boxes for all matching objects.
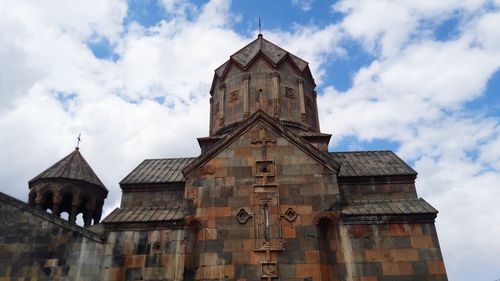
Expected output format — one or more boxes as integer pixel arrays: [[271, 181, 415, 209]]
[[0, 34, 447, 281]]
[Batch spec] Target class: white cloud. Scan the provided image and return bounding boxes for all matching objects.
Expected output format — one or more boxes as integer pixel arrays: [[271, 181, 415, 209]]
[[292, 0, 314, 11], [333, 0, 489, 56]]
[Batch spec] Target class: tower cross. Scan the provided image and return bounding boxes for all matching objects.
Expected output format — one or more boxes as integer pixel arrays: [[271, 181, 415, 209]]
[[76, 133, 81, 149], [251, 127, 276, 159]]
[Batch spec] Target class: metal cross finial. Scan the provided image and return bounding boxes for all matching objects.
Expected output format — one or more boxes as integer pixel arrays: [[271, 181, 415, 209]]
[[76, 133, 81, 149], [258, 17, 262, 36]]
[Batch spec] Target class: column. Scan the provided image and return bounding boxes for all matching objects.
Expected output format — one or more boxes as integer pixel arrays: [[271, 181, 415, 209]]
[[219, 83, 226, 126], [209, 96, 214, 135], [297, 78, 306, 122], [242, 74, 251, 117], [69, 205, 78, 223], [271, 72, 280, 117]]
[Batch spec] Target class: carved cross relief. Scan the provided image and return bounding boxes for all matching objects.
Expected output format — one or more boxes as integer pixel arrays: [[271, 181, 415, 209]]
[[251, 127, 276, 159]]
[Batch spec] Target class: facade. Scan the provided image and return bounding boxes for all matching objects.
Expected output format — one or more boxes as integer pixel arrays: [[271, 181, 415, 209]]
[[0, 35, 448, 281]]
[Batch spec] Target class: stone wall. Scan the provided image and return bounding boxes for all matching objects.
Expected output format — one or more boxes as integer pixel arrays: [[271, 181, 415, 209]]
[[339, 179, 418, 202], [338, 222, 447, 281], [0, 192, 104, 281], [184, 120, 339, 280], [120, 186, 184, 208], [102, 228, 186, 281]]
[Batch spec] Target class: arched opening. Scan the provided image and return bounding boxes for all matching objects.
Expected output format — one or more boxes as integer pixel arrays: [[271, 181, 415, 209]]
[[78, 196, 95, 227], [314, 212, 340, 281], [41, 190, 54, 212], [75, 213, 84, 226], [60, 192, 74, 223], [60, 211, 69, 220]]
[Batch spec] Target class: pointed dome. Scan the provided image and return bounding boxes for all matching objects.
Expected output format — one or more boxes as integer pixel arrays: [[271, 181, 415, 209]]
[[29, 148, 107, 191], [215, 34, 309, 78]]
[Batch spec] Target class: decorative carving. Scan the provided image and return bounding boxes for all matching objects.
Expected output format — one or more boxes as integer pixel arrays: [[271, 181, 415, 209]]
[[284, 87, 295, 98], [229, 90, 239, 102], [261, 262, 278, 278], [151, 242, 162, 254], [236, 208, 251, 224], [283, 208, 297, 222], [256, 160, 274, 176], [251, 127, 276, 160]]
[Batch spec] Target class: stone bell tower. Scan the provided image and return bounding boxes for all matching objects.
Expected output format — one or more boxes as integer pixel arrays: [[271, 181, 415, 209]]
[[27, 147, 107, 226]]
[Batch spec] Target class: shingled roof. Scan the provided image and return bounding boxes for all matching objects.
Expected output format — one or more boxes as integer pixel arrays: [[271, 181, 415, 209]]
[[29, 148, 107, 191], [342, 198, 437, 215], [330, 151, 416, 177], [103, 206, 183, 223], [119, 151, 416, 185], [215, 34, 309, 78], [120, 158, 195, 185]]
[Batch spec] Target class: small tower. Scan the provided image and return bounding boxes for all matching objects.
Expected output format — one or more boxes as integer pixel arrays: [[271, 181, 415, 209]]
[[27, 147, 108, 227]]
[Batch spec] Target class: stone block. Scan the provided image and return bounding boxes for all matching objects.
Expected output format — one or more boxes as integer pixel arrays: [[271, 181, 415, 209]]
[[382, 262, 414, 276], [104, 268, 124, 281], [390, 249, 419, 262], [389, 224, 407, 236], [295, 263, 320, 279], [364, 249, 391, 262], [427, 260, 446, 275], [418, 248, 442, 261], [235, 264, 257, 279], [124, 268, 142, 281], [411, 261, 428, 275], [283, 224, 296, 239], [124, 255, 145, 268], [410, 235, 433, 248], [352, 262, 382, 276], [305, 250, 319, 264]]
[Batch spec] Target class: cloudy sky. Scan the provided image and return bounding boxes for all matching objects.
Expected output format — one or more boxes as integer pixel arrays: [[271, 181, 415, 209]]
[[0, 0, 499, 280]]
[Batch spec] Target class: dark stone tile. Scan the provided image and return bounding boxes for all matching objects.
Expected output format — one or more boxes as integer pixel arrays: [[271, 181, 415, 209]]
[[235, 264, 257, 279], [351, 262, 382, 277], [145, 254, 161, 267], [278, 251, 304, 264], [125, 268, 142, 281], [204, 240, 224, 252], [135, 232, 148, 255], [412, 261, 428, 275]]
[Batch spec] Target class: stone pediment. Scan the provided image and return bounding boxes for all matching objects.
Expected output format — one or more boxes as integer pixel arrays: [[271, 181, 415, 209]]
[[182, 110, 340, 177]]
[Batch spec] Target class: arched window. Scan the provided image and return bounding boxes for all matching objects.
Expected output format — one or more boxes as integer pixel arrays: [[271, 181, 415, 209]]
[[263, 203, 270, 242]]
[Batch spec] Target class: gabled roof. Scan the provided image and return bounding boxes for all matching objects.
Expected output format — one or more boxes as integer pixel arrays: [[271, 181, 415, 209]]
[[214, 34, 309, 79], [330, 151, 417, 177], [183, 110, 340, 177], [120, 158, 195, 185], [29, 148, 107, 191]]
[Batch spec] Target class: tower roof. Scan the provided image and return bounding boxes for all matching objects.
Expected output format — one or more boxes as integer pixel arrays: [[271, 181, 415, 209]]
[[29, 148, 107, 191], [215, 34, 309, 78]]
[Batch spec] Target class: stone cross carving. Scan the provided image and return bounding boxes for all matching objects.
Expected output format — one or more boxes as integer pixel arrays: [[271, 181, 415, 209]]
[[251, 127, 276, 159]]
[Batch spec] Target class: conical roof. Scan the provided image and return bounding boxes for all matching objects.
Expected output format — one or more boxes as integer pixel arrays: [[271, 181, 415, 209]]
[[29, 148, 107, 191], [215, 34, 309, 77]]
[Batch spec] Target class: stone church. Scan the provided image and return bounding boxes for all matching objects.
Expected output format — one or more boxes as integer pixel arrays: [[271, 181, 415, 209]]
[[0, 35, 448, 281]]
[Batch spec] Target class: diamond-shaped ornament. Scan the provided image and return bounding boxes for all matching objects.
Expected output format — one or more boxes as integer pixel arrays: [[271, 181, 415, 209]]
[[236, 208, 251, 224], [284, 208, 297, 222]]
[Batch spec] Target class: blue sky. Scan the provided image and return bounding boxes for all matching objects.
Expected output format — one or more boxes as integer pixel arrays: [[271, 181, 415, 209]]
[[0, 1, 499, 280]]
